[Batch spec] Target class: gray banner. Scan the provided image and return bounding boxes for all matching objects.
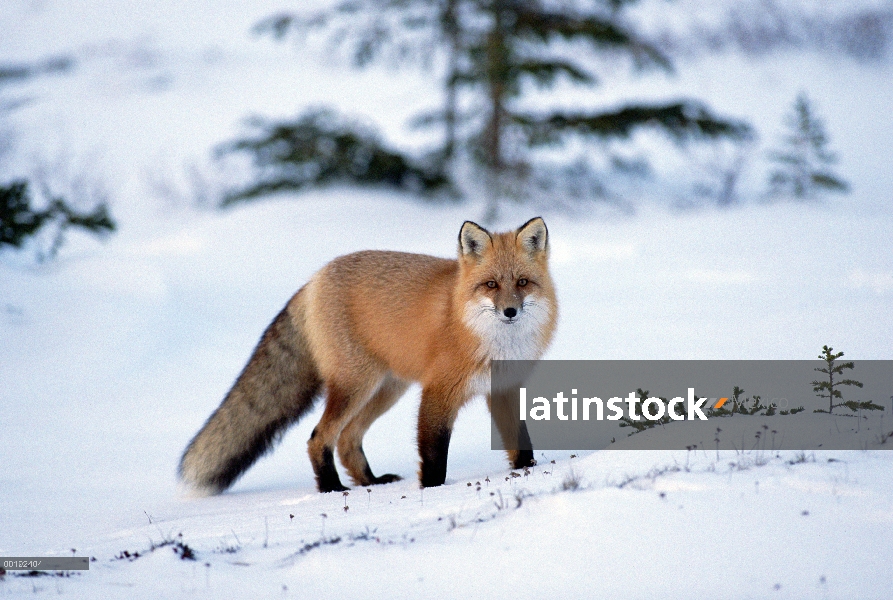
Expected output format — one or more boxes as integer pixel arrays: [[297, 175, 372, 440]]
[[490, 360, 893, 451], [1, 557, 89, 571]]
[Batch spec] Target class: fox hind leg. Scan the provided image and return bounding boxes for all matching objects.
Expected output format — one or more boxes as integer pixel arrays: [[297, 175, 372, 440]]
[[337, 375, 409, 486], [308, 375, 382, 493]]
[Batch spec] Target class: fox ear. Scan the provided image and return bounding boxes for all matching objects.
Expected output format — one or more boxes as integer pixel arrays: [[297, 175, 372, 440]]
[[458, 221, 493, 259], [517, 217, 548, 255]]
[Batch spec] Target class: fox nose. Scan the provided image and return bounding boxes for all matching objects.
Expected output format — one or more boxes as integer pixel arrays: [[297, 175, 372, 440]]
[[503, 307, 517, 319]]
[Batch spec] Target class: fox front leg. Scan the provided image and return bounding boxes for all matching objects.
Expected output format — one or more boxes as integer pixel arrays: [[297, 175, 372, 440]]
[[418, 424, 452, 488], [512, 421, 535, 469], [488, 392, 535, 470], [416, 387, 463, 488]]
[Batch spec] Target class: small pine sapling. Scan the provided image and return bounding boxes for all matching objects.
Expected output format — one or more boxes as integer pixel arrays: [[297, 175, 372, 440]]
[[811, 345, 870, 413], [618, 388, 673, 432], [731, 386, 745, 414]]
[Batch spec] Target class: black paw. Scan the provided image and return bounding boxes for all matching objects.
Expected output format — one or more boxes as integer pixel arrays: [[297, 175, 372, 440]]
[[420, 471, 446, 488], [319, 481, 350, 493], [370, 473, 402, 485], [512, 449, 535, 469]]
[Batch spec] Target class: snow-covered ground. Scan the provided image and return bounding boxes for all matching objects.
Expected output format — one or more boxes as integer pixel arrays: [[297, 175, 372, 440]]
[[2, 1, 892, 597]]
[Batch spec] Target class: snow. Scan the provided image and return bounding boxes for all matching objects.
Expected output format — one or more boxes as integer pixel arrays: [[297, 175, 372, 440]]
[[1, 1, 892, 597]]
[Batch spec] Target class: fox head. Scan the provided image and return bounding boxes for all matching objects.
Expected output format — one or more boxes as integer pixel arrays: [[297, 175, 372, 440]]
[[457, 217, 557, 360]]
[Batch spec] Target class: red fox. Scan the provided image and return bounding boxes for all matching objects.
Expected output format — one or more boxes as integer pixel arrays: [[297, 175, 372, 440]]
[[179, 217, 557, 493]]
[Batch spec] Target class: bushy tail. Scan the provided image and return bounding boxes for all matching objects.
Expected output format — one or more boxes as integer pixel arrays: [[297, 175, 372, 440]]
[[179, 294, 321, 495]]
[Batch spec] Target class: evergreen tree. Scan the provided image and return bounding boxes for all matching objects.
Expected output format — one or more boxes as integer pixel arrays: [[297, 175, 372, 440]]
[[810, 345, 881, 414], [251, 0, 751, 217], [2, 54, 112, 261], [768, 93, 849, 199], [0, 179, 116, 261], [216, 110, 451, 205], [1, 181, 45, 248]]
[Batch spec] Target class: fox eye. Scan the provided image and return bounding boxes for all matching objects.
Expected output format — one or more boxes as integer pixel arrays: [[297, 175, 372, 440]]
[[486, 280, 497, 289], [518, 278, 528, 287]]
